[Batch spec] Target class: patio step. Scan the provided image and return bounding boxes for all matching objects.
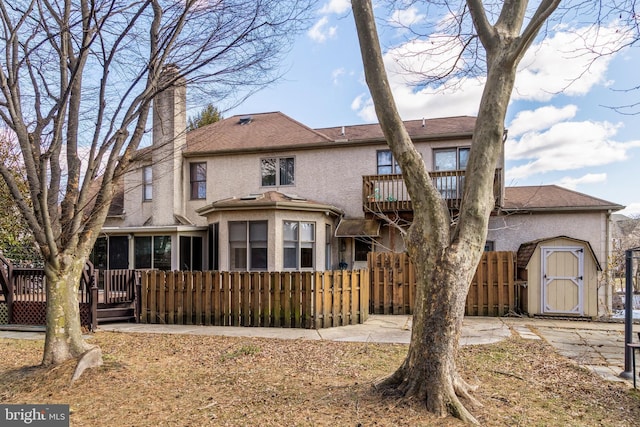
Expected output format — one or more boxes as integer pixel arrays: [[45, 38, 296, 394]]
[[97, 306, 135, 324]]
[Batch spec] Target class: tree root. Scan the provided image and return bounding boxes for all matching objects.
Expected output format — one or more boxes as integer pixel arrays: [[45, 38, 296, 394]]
[[372, 366, 481, 425]]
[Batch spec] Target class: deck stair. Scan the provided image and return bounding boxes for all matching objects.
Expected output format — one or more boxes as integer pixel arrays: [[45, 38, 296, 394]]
[[97, 302, 136, 324]]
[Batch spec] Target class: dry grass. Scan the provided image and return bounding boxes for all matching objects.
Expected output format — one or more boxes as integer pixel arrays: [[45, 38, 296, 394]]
[[1, 332, 640, 426]]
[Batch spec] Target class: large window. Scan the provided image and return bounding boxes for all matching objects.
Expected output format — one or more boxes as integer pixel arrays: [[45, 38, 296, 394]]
[[143, 166, 152, 201], [283, 221, 315, 269], [261, 157, 294, 186], [190, 162, 207, 200], [434, 147, 469, 171], [433, 147, 470, 199], [90, 236, 129, 270], [180, 236, 203, 271], [376, 150, 401, 175], [229, 221, 267, 270], [135, 235, 171, 270]]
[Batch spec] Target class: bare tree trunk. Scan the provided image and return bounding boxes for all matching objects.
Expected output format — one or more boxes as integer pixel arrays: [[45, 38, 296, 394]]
[[377, 240, 482, 423], [42, 256, 93, 366], [351, 0, 560, 423]]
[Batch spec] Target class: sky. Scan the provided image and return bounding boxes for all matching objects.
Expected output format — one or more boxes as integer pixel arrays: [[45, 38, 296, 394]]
[[222, 0, 640, 217]]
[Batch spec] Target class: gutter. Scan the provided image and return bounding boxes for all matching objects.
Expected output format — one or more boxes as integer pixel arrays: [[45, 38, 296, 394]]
[[183, 131, 474, 158]]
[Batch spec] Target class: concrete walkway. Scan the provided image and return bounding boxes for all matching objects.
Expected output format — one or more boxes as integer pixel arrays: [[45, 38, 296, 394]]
[[0, 316, 634, 386]]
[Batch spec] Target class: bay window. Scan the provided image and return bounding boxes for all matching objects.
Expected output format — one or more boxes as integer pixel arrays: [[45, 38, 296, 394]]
[[283, 221, 315, 269], [229, 221, 267, 270]]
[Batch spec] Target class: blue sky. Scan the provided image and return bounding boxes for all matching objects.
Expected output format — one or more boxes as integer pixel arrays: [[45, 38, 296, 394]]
[[222, 1, 640, 217]]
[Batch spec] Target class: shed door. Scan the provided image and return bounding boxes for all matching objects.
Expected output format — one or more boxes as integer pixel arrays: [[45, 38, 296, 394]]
[[541, 247, 584, 315]]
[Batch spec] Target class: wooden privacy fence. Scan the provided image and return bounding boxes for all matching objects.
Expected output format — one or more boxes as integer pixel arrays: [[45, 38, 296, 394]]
[[368, 251, 516, 316], [140, 270, 369, 329]]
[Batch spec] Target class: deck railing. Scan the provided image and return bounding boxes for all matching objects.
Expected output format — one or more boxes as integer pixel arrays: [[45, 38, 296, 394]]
[[362, 169, 503, 213]]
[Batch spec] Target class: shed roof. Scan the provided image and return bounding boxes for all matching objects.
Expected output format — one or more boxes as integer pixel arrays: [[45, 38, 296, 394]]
[[516, 235, 602, 271]]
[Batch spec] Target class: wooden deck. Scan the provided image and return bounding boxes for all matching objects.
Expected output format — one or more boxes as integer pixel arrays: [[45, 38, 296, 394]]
[[362, 169, 503, 213]]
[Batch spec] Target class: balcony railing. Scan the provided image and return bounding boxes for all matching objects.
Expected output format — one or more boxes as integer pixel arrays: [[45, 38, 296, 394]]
[[362, 169, 503, 213]]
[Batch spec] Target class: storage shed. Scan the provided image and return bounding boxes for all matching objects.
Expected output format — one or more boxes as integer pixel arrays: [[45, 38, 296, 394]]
[[517, 236, 601, 318]]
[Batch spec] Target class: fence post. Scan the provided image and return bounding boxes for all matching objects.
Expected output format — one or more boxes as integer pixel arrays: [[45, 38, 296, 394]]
[[135, 271, 142, 323], [90, 272, 98, 331]]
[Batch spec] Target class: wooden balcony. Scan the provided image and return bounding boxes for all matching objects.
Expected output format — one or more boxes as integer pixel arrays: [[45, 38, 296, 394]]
[[362, 169, 503, 213]]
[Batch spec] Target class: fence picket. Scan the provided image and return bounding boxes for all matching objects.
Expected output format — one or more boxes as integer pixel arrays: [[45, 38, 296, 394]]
[[204, 272, 212, 325], [368, 252, 515, 316], [138, 269, 365, 329], [213, 272, 221, 326]]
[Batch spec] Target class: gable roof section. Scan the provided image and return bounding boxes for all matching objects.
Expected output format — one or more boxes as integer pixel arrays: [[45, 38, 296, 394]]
[[185, 112, 477, 156], [186, 112, 333, 155], [503, 185, 623, 212], [516, 235, 602, 271]]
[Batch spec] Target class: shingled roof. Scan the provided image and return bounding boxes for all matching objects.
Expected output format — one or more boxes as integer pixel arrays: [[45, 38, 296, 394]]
[[185, 112, 477, 155], [316, 115, 476, 142], [186, 112, 332, 154], [503, 185, 624, 212], [196, 191, 343, 217], [516, 236, 601, 271]]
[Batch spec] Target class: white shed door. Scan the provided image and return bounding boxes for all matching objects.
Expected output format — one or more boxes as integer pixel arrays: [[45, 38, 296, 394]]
[[541, 247, 584, 315]]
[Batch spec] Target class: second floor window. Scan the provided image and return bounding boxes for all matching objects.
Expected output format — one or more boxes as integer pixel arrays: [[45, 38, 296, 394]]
[[190, 162, 206, 200], [261, 157, 294, 186], [143, 166, 152, 201], [434, 147, 470, 171], [433, 147, 470, 199], [377, 150, 401, 175]]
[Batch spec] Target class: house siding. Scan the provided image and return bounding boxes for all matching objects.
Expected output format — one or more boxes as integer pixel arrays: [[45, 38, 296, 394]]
[[488, 211, 609, 264]]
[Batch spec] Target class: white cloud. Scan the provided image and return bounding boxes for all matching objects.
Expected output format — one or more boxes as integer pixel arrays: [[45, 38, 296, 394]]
[[308, 17, 337, 43], [508, 105, 578, 137], [555, 173, 607, 190], [505, 120, 640, 180], [389, 7, 425, 28], [619, 202, 640, 218], [514, 24, 631, 101], [350, 23, 632, 124], [319, 0, 351, 15], [332, 68, 345, 85]]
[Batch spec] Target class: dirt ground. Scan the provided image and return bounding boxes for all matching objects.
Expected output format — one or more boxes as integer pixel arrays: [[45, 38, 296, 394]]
[[1, 332, 640, 426]]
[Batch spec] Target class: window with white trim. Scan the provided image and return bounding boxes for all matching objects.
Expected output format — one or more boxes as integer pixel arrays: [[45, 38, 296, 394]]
[[190, 162, 207, 200], [376, 150, 401, 175], [261, 157, 294, 186], [283, 221, 315, 269], [433, 147, 470, 199], [143, 166, 152, 201], [229, 221, 267, 270]]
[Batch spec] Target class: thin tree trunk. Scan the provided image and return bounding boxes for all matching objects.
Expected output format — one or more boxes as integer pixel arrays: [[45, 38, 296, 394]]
[[42, 256, 93, 366]]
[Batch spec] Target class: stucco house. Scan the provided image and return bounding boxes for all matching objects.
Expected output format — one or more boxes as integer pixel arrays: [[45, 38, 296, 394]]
[[93, 72, 623, 318]]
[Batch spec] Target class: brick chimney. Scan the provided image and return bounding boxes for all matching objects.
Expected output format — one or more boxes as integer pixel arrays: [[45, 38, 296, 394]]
[[151, 64, 187, 225]]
